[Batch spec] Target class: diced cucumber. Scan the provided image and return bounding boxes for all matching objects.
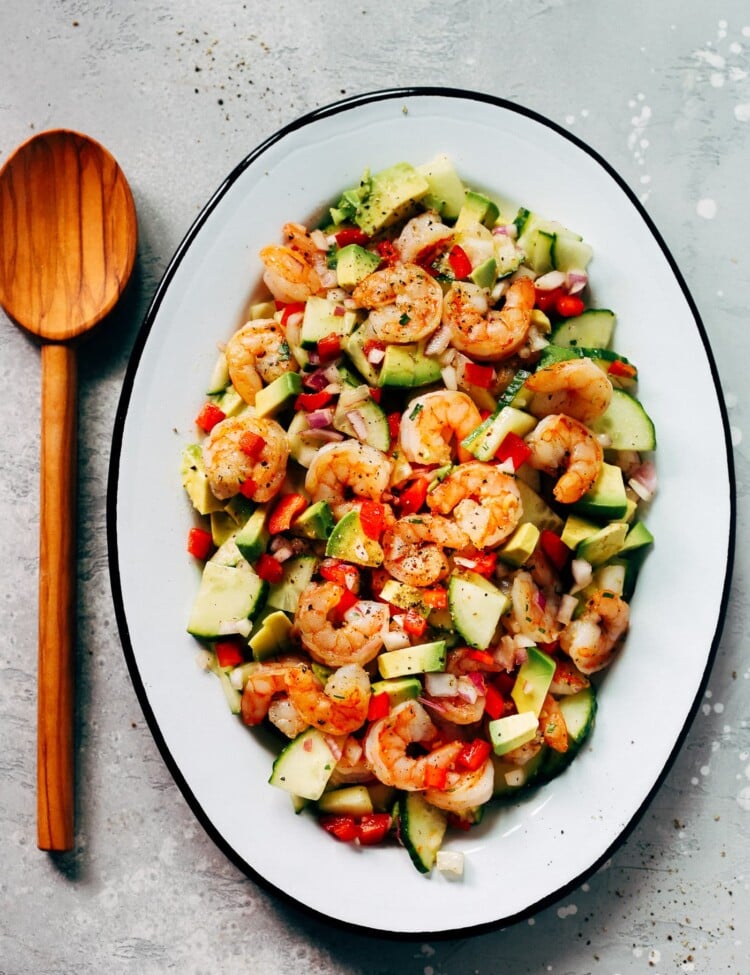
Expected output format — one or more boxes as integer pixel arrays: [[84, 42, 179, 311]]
[[398, 792, 448, 874], [515, 479, 564, 534], [187, 561, 267, 640], [551, 309, 616, 349], [266, 555, 318, 614], [461, 405, 536, 462], [333, 387, 390, 451], [497, 368, 532, 409], [587, 388, 656, 451], [551, 232, 593, 272], [300, 296, 357, 349], [206, 351, 230, 395], [448, 572, 510, 650], [268, 728, 336, 800]]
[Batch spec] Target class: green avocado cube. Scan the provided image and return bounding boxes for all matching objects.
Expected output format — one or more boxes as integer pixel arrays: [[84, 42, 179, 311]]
[[455, 190, 500, 231], [378, 342, 442, 389], [573, 462, 628, 521], [369, 676, 422, 707], [325, 509, 383, 567], [560, 513, 600, 551], [377, 640, 446, 680], [335, 244, 381, 288], [354, 161, 429, 236], [254, 371, 303, 418], [488, 711, 539, 756], [470, 256, 497, 290], [181, 444, 224, 516], [290, 500, 335, 541], [576, 521, 629, 567], [417, 154, 466, 220], [249, 609, 294, 660], [498, 522, 540, 568], [511, 647, 556, 716], [235, 505, 270, 563]]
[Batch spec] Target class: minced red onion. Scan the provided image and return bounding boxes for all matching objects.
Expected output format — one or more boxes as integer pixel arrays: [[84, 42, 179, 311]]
[[425, 325, 452, 355], [324, 735, 344, 762], [467, 671, 486, 694], [334, 304, 346, 317], [347, 410, 369, 441], [272, 545, 294, 563], [419, 696, 449, 715], [306, 407, 335, 428], [301, 428, 344, 443], [319, 268, 338, 289], [534, 270, 566, 291], [367, 346, 385, 364], [302, 368, 331, 391], [533, 588, 547, 611], [631, 459, 657, 496], [566, 269, 589, 294], [424, 672, 458, 698], [456, 676, 478, 704], [493, 224, 518, 239]]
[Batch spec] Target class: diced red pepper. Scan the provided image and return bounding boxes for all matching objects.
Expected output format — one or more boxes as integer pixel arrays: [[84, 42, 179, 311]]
[[422, 587, 448, 610], [424, 763, 448, 790], [316, 332, 342, 362], [320, 814, 359, 843], [457, 738, 492, 772], [239, 430, 266, 459], [376, 239, 400, 266], [415, 238, 451, 274], [195, 401, 226, 433], [484, 682, 506, 720], [331, 584, 359, 623], [534, 286, 565, 314], [363, 338, 386, 359], [356, 813, 392, 846], [495, 430, 532, 468], [187, 527, 213, 560], [397, 477, 428, 515], [466, 648, 496, 667], [368, 386, 382, 403], [538, 639, 560, 654], [255, 553, 284, 584], [335, 227, 370, 248], [268, 493, 308, 534], [608, 359, 638, 380], [214, 639, 244, 669], [448, 244, 473, 279], [555, 294, 586, 318], [359, 500, 386, 541], [239, 477, 258, 500], [280, 301, 306, 326], [319, 558, 359, 590], [463, 361, 495, 389], [539, 529, 571, 572], [387, 412, 401, 442], [295, 390, 333, 412], [447, 812, 475, 831], [465, 550, 497, 577], [402, 610, 427, 638], [367, 691, 390, 722]]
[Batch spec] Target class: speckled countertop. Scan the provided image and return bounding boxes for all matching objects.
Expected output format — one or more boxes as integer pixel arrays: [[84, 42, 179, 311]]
[[1, 2, 748, 972]]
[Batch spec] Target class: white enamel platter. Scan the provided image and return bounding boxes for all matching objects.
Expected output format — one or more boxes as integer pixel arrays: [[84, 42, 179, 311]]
[[108, 88, 734, 936]]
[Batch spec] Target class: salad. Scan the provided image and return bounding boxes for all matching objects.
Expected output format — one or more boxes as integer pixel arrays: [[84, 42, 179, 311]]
[[181, 156, 656, 877]]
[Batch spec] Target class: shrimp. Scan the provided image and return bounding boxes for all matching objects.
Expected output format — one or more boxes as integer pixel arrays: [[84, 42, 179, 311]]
[[304, 440, 393, 518], [508, 570, 562, 645], [285, 663, 371, 736], [524, 413, 603, 504], [399, 390, 483, 466], [427, 461, 522, 548], [240, 657, 304, 726], [442, 275, 535, 361], [202, 414, 289, 501], [424, 757, 495, 814], [294, 581, 389, 668], [363, 700, 464, 791], [538, 693, 568, 753], [328, 736, 375, 786], [559, 589, 630, 674], [549, 657, 591, 696], [525, 357, 613, 424], [352, 262, 443, 344], [422, 685, 486, 725], [395, 211, 452, 264], [382, 514, 469, 588], [259, 223, 324, 303], [225, 319, 298, 405]]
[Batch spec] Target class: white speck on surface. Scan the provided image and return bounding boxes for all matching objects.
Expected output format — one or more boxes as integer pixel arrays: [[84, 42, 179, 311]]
[[557, 903, 578, 918], [697, 198, 718, 219], [730, 41, 742, 54], [730, 426, 742, 447], [734, 103, 750, 121], [730, 66, 748, 80], [711, 72, 725, 87], [701, 764, 711, 776], [565, 114, 575, 125], [738, 786, 750, 811], [696, 49, 726, 69], [649, 948, 662, 964]]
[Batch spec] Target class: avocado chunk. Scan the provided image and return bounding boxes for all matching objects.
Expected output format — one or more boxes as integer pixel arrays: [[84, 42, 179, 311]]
[[498, 522, 540, 568], [325, 509, 383, 567], [378, 578, 431, 617], [448, 571, 510, 650], [576, 521, 629, 567], [378, 342, 442, 388], [235, 504, 270, 563], [268, 727, 336, 801], [573, 461, 628, 521], [354, 161, 429, 236], [488, 711, 539, 756], [254, 371, 303, 418], [266, 554, 318, 613], [511, 647, 556, 716], [470, 256, 497, 289], [620, 519, 654, 555], [290, 500, 335, 541], [377, 640, 446, 679], [560, 513, 600, 550], [515, 479, 564, 534], [455, 189, 500, 231], [209, 510, 237, 547], [461, 405, 536, 462], [369, 675, 422, 706], [187, 561, 267, 640], [343, 324, 381, 386], [300, 295, 358, 349], [317, 785, 373, 817], [181, 444, 224, 516], [417, 153, 466, 220], [249, 609, 294, 660], [335, 244, 381, 288]]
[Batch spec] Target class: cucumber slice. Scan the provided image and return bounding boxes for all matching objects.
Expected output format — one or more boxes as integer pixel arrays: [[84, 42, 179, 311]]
[[538, 685, 597, 782], [551, 309, 616, 349], [399, 792, 448, 874], [551, 233, 593, 272], [268, 728, 336, 800], [448, 572, 510, 650], [333, 388, 390, 451], [588, 388, 656, 451]]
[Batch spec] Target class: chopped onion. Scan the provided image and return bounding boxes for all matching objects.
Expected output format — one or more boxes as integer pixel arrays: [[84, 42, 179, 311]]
[[492, 224, 518, 239], [324, 735, 344, 762], [383, 628, 410, 652], [334, 304, 346, 317], [514, 634, 536, 649], [628, 477, 653, 502], [557, 593, 578, 625], [436, 850, 465, 878], [630, 459, 657, 498], [456, 676, 478, 704], [490, 279, 509, 303], [319, 268, 338, 289], [504, 768, 526, 788], [311, 229, 329, 251], [440, 365, 458, 391], [566, 269, 589, 294], [570, 558, 593, 593], [342, 736, 363, 765], [367, 346, 385, 364], [419, 696, 448, 715], [424, 672, 458, 697], [340, 384, 372, 406], [302, 368, 331, 391], [301, 428, 344, 443], [271, 544, 293, 563], [195, 649, 213, 671], [595, 431, 613, 449], [346, 409, 369, 441], [324, 363, 344, 383], [217, 618, 252, 638], [306, 407, 335, 428], [425, 325, 452, 355], [534, 269, 566, 291], [467, 671, 486, 694]]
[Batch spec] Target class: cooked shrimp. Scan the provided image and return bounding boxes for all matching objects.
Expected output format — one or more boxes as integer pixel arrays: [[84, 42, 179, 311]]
[[549, 657, 591, 696], [424, 757, 494, 814], [524, 413, 603, 504], [294, 582, 389, 668], [352, 262, 443, 343], [328, 736, 375, 786], [559, 589, 630, 674], [538, 693, 568, 753], [363, 700, 464, 791], [304, 440, 393, 518], [225, 319, 298, 405], [259, 222, 324, 303], [422, 686, 486, 725], [399, 390, 483, 466], [508, 570, 562, 645], [240, 657, 304, 726], [446, 646, 505, 676], [285, 663, 371, 736], [427, 461, 522, 548], [442, 276, 535, 361], [525, 357, 613, 424], [267, 697, 309, 739], [395, 211, 452, 264], [382, 514, 469, 587], [202, 414, 289, 501]]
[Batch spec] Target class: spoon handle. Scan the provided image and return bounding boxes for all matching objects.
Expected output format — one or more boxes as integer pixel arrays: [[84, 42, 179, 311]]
[[38, 342, 77, 851]]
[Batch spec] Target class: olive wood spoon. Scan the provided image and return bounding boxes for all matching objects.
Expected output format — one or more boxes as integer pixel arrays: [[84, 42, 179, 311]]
[[0, 130, 137, 851]]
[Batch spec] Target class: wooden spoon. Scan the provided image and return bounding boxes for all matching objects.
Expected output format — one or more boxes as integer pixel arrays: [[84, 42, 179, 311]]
[[0, 130, 137, 851]]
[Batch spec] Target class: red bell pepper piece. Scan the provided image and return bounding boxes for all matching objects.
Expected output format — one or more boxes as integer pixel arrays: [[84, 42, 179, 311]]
[[466, 648, 496, 667], [375, 239, 399, 266], [214, 639, 244, 669], [463, 361, 495, 389], [195, 401, 226, 433], [495, 430, 532, 469], [355, 813, 392, 846], [367, 691, 390, 722], [608, 359, 638, 380], [316, 332, 342, 361], [359, 500, 385, 540], [268, 493, 308, 534], [415, 238, 451, 274], [555, 294, 586, 318], [320, 814, 359, 843], [422, 587, 448, 610], [424, 763, 448, 790], [187, 527, 213, 560], [255, 553, 284, 584], [319, 558, 359, 590], [401, 610, 427, 638], [397, 477, 428, 515], [331, 585, 358, 623], [280, 301, 306, 326], [539, 529, 571, 572], [484, 682, 506, 720], [386, 412, 401, 444], [295, 390, 333, 412], [448, 244, 472, 279], [534, 286, 565, 314], [335, 227, 370, 247], [464, 550, 497, 577], [368, 386, 382, 403], [238, 477, 258, 500], [239, 430, 266, 459], [457, 738, 492, 772]]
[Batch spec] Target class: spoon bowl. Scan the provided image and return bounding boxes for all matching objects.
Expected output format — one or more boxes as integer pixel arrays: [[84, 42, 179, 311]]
[[0, 129, 137, 851]]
